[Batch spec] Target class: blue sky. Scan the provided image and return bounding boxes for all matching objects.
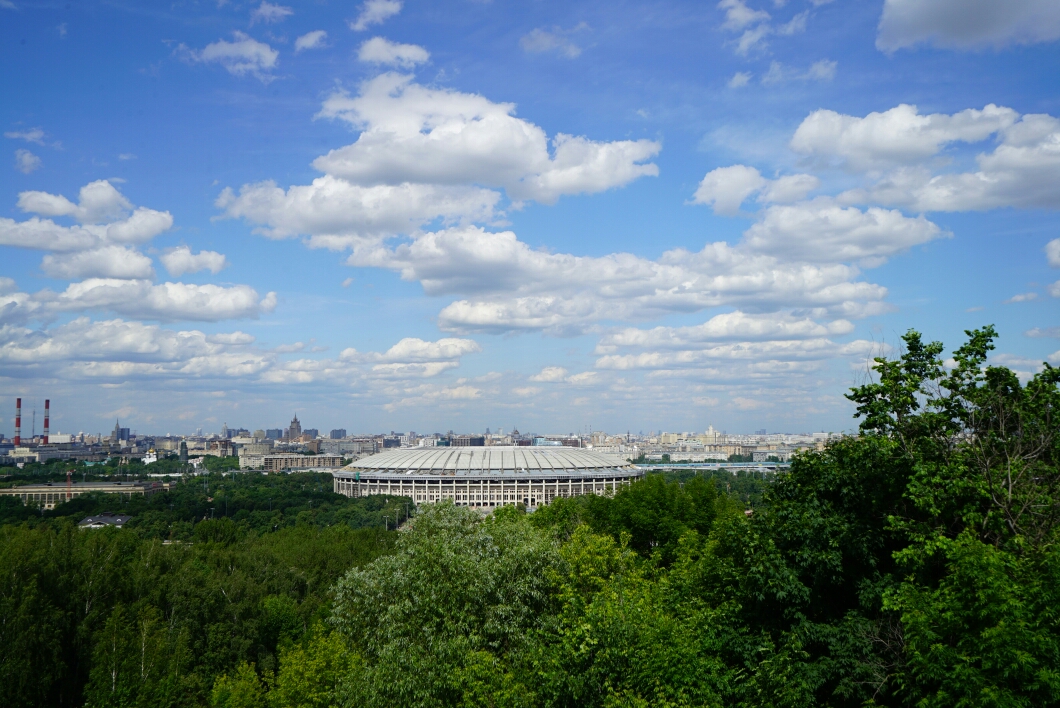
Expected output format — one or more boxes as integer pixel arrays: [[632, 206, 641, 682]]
[[1, 0, 1058, 437]]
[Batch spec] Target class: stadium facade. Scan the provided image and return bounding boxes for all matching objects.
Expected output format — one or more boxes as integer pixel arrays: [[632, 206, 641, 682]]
[[333, 446, 642, 509]]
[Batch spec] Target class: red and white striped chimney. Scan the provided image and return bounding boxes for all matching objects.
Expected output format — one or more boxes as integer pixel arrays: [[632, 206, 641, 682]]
[[43, 399, 50, 445], [14, 398, 20, 446]]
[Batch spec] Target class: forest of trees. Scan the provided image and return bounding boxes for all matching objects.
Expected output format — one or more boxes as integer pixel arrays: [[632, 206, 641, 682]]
[[2, 326, 1059, 707]]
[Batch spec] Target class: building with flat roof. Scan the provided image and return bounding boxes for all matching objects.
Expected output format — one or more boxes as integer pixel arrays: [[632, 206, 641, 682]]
[[79, 513, 132, 529], [334, 446, 642, 510], [263, 453, 344, 473], [0, 480, 164, 510]]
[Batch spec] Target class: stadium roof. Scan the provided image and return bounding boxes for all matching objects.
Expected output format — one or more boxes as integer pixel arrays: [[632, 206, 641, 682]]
[[346, 446, 632, 474]]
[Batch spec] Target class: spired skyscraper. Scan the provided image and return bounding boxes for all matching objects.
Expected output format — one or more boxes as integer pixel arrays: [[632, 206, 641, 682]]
[[111, 420, 130, 443], [285, 414, 302, 441]]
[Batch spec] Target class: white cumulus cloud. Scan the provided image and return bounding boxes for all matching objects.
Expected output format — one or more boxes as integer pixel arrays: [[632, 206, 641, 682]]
[[160, 246, 229, 277], [182, 32, 279, 80], [742, 198, 947, 265], [729, 72, 752, 88], [219, 73, 661, 251], [6, 128, 45, 145], [0, 318, 479, 389], [837, 111, 1060, 212], [719, 0, 769, 31], [215, 175, 500, 247], [41, 246, 155, 280], [791, 103, 1019, 170], [250, 1, 292, 24], [520, 27, 584, 58], [357, 37, 429, 68], [529, 366, 568, 382], [381, 337, 481, 362], [350, 0, 401, 31], [1047, 238, 1060, 268], [805, 59, 837, 81], [350, 224, 889, 334], [1, 180, 177, 287], [692, 165, 819, 215], [597, 311, 854, 351], [19, 179, 134, 223], [44, 279, 276, 322], [294, 30, 327, 52], [3, 182, 172, 253], [313, 73, 660, 204], [14, 149, 41, 174]]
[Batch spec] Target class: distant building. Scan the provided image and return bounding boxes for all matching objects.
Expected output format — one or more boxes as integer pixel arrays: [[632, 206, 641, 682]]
[[263, 453, 344, 472], [266, 429, 283, 439], [205, 439, 234, 457], [238, 441, 275, 469], [0, 481, 164, 510], [700, 425, 722, 444], [330, 429, 347, 440], [335, 447, 642, 509], [79, 513, 132, 529], [303, 428, 319, 439], [452, 435, 485, 447], [285, 414, 302, 441], [753, 448, 793, 462], [321, 439, 366, 455], [179, 440, 188, 462], [240, 442, 274, 456], [111, 420, 130, 443]]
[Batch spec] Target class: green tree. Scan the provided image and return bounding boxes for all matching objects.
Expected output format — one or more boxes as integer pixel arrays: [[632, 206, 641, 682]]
[[331, 503, 559, 707], [271, 628, 361, 708], [210, 663, 268, 708]]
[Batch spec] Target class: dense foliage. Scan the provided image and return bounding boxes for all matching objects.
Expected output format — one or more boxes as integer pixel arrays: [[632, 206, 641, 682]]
[[0, 471, 411, 537], [3, 327, 1058, 706], [0, 472, 408, 707], [0, 453, 240, 481]]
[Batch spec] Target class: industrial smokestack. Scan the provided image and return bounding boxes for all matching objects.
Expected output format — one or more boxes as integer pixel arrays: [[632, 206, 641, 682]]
[[43, 399, 50, 445], [14, 398, 20, 446]]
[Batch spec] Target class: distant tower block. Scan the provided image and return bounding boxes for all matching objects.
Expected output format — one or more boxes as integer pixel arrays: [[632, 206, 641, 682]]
[[14, 398, 21, 446], [43, 399, 50, 444]]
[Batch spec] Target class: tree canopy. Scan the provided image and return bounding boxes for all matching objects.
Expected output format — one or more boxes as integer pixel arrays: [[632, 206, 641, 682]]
[[3, 327, 1059, 707]]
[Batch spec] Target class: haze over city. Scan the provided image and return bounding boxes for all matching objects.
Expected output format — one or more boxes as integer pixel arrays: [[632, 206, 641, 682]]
[[1, 0, 1058, 436]]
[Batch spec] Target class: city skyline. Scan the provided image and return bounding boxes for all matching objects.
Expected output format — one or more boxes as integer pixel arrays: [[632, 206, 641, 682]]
[[1, 396, 821, 439], [2, 403, 810, 440], [1, 0, 1058, 435]]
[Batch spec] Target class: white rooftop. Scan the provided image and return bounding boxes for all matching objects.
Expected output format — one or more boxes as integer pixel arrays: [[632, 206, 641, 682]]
[[346, 445, 631, 474]]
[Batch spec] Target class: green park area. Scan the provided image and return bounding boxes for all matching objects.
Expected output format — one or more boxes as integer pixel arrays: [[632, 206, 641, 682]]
[[2, 327, 1058, 707]]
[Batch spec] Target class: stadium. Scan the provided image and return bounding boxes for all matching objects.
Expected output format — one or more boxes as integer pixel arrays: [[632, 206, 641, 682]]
[[332, 446, 643, 509]]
